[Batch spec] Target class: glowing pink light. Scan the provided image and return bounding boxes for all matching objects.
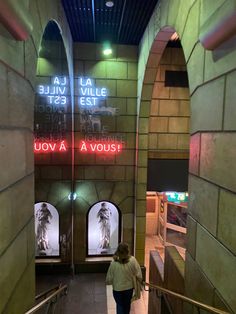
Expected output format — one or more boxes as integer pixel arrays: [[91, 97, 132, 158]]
[[79, 140, 122, 154], [34, 140, 67, 153]]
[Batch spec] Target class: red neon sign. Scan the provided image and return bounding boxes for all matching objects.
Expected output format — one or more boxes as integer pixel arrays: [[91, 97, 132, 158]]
[[34, 140, 67, 153], [79, 141, 122, 154]]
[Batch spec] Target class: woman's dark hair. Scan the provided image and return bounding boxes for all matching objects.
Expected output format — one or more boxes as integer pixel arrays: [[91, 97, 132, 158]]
[[113, 242, 131, 264]]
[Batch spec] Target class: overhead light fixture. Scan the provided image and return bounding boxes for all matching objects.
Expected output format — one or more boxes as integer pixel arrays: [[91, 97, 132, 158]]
[[105, 1, 114, 8], [103, 48, 112, 55], [103, 41, 113, 56]]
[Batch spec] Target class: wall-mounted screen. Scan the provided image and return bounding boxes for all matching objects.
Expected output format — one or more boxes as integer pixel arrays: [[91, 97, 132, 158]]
[[87, 201, 120, 256], [34, 202, 59, 257]]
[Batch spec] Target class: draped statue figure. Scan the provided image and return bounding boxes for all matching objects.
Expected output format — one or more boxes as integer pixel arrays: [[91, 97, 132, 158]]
[[97, 202, 112, 250], [36, 203, 53, 253]]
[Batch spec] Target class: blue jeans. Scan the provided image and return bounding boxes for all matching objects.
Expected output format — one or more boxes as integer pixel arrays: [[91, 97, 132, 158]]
[[113, 288, 133, 314]]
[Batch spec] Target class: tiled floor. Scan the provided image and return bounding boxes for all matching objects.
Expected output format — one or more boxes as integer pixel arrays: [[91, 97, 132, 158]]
[[36, 273, 149, 314], [36, 273, 107, 314]]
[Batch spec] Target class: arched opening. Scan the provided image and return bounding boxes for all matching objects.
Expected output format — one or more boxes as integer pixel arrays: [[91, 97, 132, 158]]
[[137, 26, 190, 277], [34, 20, 73, 265]]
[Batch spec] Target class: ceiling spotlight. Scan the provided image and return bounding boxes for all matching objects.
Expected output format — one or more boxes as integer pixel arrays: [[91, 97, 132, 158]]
[[103, 48, 112, 55], [105, 1, 114, 7], [103, 41, 113, 56]]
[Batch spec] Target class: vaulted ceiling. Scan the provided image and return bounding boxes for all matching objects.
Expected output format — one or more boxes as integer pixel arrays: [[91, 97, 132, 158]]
[[61, 0, 159, 45]]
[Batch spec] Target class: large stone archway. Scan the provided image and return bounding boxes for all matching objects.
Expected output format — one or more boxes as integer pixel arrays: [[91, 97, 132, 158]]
[[0, 1, 73, 312], [136, 0, 236, 312]]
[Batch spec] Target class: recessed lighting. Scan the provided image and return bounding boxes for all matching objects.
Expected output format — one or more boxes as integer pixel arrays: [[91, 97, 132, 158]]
[[105, 1, 114, 8]]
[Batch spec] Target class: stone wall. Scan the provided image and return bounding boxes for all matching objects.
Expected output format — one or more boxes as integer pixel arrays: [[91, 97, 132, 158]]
[[0, 0, 73, 312], [164, 247, 185, 313], [73, 43, 138, 263], [138, 0, 236, 312], [148, 247, 184, 314], [148, 46, 190, 155], [148, 251, 164, 314]]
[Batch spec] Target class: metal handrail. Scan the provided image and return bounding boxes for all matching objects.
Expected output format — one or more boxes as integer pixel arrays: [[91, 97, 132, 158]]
[[35, 284, 62, 301], [144, 281, 230, 314], [25, 284, 67, 314]]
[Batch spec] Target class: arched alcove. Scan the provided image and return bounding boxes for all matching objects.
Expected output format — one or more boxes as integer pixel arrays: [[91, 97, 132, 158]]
[[87, 201, 121, 256], [34, 202, 59, 257]]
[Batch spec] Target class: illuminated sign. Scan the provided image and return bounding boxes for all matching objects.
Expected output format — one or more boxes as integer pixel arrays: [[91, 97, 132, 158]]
[[78, 77, 107, 106], [164, 192, 188, 204], [38, 76, 68, 105], [34, 140, 67, 153], [79, 140, 122, 154], [77, 76, 125, 155]]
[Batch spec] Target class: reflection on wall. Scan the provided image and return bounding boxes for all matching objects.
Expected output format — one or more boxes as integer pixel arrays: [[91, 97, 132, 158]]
[[77, 77, 124, 157], [34, 75, 69, 148], [34, 202, 59, 257], [88, 201, 119, 256]]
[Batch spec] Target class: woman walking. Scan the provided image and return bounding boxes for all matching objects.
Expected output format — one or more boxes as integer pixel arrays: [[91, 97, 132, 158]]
[[106, 242, 142, 314]]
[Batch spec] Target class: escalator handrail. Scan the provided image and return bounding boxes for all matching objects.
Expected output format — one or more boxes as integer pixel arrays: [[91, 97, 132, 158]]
[[25, 284, 67, 314], [144, 281, 230, 314]]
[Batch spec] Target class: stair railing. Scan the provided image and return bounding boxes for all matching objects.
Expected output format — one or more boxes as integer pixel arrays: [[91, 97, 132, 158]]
[[25, 284, 68, 314], [144, 281, 230, 314]]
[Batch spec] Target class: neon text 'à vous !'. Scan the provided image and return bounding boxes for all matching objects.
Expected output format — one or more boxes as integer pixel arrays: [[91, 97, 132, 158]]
[[79, 141, 122, 154]]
